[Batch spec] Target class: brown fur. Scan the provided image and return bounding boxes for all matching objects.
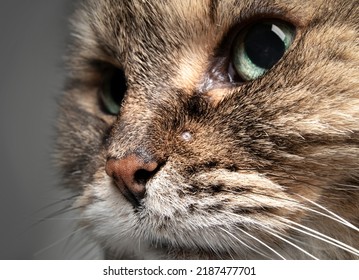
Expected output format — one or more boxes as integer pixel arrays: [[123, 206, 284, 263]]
[[56, 0, 359, 259]]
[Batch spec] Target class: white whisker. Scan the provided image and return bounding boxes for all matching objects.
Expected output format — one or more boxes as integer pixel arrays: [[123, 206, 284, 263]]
[[333, 182, 359, 190], [279, 217, 359, 256], [296, 194, 359, 232], [263, 227, 319, 260], [298, 205, 358, 231], [34, 225, 90, 257], [219, 227, 271, 259], [235, 226, 286, 260], [203, 233, 225, 259]]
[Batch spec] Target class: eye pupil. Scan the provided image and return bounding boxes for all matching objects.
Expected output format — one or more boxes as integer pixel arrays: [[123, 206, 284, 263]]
[[100, 68, 127, 115], [109, 68, 127, 105], [245, 23, 286, 69]]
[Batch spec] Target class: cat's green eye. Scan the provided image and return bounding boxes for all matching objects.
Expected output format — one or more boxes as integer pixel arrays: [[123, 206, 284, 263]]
[[232, 20, 295, 81], [100, 68, 127, 115]]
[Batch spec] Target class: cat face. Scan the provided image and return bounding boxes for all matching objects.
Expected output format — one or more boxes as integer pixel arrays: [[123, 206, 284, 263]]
[[56, 0, 359, 259]]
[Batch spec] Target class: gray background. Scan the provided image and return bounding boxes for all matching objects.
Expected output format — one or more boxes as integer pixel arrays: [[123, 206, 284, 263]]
[[0, 0, 99, 259]]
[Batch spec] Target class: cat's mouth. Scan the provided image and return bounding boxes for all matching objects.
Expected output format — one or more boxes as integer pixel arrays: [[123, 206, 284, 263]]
[[98, 161, 312, 254], [114, 179, 141, 207]]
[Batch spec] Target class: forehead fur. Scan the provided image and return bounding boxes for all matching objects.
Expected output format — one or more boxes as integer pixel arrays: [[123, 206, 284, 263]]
[[70, 0, 357, 88]]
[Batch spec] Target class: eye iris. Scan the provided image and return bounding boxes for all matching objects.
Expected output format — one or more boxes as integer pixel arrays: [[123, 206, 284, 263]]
[[232, 20, 295, 81]]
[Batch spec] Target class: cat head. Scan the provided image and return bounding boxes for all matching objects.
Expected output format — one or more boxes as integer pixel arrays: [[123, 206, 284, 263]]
[[56, 0, 359, 259]]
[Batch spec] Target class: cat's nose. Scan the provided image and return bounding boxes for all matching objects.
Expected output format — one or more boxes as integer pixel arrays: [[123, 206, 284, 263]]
[[105, 155, 158, 206]]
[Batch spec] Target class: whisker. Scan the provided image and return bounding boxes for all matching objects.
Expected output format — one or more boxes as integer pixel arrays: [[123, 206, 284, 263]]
[[77, 243, 101, 260], [63, 230, 99, 259], [31, 194, 80, 215], [217, 209, 318, 260], [297, 205, 359, 232], [332, 182, 359, 191], [296, 194, 359, 232], [226, 189, 300, 208], [62, 223, 87, 258], [265, 172, 328, 191], [34, 225, 90, 257], [263, 227, 319, 260], [203, 234, 225, 260], [219, 227, 271, 259], [32, 218, 83, 221], [234, 225, 286, 260], [30, 205, 83, 229], [278, 217, 359, 256]]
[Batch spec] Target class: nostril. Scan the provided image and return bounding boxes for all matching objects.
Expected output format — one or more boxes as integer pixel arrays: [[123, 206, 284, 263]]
[[105, 154, 160, 206], [134, 169, 155, 185]]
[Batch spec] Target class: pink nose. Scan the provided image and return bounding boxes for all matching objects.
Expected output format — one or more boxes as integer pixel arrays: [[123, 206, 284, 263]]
[[105, 154, 158, 206]]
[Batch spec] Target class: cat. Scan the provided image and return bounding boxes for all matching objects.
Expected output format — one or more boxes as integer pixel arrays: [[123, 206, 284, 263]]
[[55, 0, 359, 259]]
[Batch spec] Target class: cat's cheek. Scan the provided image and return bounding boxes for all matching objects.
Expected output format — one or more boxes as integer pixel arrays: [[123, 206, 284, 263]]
[[73, 89, 98, 114]]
